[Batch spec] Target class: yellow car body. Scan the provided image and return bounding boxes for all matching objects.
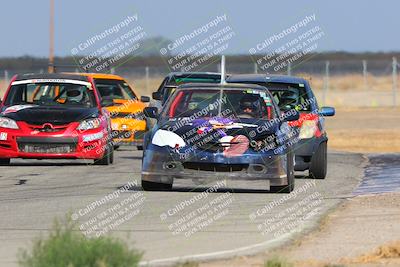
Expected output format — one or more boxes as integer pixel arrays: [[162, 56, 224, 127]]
[[67, 73, 147, 147]]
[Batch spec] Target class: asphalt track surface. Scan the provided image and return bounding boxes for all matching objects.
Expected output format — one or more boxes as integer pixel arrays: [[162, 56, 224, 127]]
[[0, 149, 366, 267], [353, 154, 400, 195]]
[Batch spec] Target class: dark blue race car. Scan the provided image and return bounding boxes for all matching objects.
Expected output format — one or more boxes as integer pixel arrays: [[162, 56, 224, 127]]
[[227, 74, 335, 179], [141, 83, 300, 193]]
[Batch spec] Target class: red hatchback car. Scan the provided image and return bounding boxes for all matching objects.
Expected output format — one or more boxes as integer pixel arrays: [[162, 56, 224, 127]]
[[0, 73, 114, 165]]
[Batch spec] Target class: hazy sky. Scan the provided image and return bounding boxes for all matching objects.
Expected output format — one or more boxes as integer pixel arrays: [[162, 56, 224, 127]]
[[1, 0, 398, 57]]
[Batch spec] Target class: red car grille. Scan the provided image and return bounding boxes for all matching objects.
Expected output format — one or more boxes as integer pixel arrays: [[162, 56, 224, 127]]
[[17, 137, 78, 154]]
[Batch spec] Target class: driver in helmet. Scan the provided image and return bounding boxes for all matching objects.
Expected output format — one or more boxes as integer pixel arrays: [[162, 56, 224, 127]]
[[279, 89, 299, 111], [238, 94, 261, 118]]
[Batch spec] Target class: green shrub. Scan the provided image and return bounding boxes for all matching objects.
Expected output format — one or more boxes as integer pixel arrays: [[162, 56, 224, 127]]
[[264, 256, 294, 267], [18, 216, 142, 267], [174, 262, 199, 267]]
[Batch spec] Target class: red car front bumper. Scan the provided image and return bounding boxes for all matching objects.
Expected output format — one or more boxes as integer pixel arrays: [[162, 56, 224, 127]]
[[0, 122, 108, 160]]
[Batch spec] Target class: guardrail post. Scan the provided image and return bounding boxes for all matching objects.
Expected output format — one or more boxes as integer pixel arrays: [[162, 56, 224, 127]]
[[393, 57, 397, 107], [363, 60, 368, 90], [322, 61, 330, 105], [4, 70, 9, 85], [145, 66, 149, 92]]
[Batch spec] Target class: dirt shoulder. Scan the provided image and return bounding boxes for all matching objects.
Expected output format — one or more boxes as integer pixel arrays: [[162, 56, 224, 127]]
[[199, 193, 400, 267], [285, 193, 400, 267]]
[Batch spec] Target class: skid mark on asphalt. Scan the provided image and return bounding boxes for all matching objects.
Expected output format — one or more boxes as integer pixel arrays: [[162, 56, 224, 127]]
[[15, 179, 27, 185], [353, 154, 400, 195]]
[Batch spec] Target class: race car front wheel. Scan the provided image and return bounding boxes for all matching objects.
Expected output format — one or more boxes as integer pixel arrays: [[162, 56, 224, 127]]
[[0, 158, 10, 165], [142, 180, 172, 191], [309, 142, 327, 179], [271, 150, 295, 193], [94, 144, 113, 165]]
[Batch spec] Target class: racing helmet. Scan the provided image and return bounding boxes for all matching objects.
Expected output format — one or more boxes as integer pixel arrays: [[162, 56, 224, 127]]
[[279, 88, 299, 109], [65, 87, 84, 103], [239, 94, 261, 116]]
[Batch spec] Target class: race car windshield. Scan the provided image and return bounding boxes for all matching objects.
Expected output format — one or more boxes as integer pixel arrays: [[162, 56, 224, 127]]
[[95, 79, 137, 105], [235, 81, 311, 111], [4, 83, 97, 108], [163, 89, 276, 120], [268, 84, 311, 111]]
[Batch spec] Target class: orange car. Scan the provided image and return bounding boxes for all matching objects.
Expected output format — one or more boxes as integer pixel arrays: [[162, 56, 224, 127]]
[[67, 73, 148, 150]]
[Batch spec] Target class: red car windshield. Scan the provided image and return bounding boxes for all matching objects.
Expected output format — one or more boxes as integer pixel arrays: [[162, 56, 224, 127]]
[[163, 89, 276, 120], [4, 82, 97, 108]]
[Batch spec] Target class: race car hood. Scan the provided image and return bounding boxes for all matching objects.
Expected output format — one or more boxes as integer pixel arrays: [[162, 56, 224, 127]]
[[105, 99, 146, 115], [159, 117, 280, 142], [1, 105, 99, 125], [149, 117, 284, 159]]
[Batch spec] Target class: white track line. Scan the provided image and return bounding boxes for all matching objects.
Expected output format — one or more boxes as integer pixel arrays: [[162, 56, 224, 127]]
[[139, 232, 292, 266]]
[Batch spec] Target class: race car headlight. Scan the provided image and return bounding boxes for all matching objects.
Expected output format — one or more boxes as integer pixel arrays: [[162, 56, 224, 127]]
[[82, 132, 104, 142], [77, 118, 101, 131], [151, 129, 186, 148], [299, 120, 317, 139], [0, 117, 19, 129]]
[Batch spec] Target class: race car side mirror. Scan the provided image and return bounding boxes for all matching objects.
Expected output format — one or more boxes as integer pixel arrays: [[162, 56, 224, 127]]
[[144, 107, 158, 119], [283, 110, 300, 122], [140, 96, 150, 103], [152, 92, 161, 100], [319, 106, 335, 117]]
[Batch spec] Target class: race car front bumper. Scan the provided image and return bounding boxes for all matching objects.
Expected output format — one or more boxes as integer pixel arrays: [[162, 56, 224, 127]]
[[141, 145, 289, 188], [0, 128, 108, 160], [110, 118, 146, 146]]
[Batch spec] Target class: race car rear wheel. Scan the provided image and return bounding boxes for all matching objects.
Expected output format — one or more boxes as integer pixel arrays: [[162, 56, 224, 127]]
[[0, 158, 10, 165], [272, 151, 295, 193], [142, 180, 172, 191], [94, 144, 113, 165], [309, 141, 327, 179]]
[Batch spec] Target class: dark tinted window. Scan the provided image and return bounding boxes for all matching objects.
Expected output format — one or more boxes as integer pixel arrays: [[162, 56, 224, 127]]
[[95, 79, 137, 105]]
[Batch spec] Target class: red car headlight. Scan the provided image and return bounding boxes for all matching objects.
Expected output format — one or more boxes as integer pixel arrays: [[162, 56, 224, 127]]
[[0, 117, 19, 129], [77, 118, 101, 131]]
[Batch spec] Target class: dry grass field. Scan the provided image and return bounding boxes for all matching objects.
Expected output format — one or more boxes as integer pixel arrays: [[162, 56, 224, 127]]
[[326, 107, 400, 153]]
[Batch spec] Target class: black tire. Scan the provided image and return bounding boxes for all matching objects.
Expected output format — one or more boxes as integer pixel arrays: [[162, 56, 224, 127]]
[[109, 147, 114, 164], [142, 180, 172, 191], [137, 145, 143, 151], [0, 158, 10, 165], [94, 144, 112, 165], [272, 151, 295, 193], [309, 142, 327, 179]]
